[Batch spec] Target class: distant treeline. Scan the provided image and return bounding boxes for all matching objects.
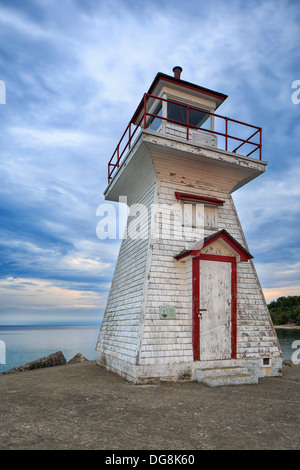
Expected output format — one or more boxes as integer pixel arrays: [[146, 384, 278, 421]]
[[268, 296, 300, 326]]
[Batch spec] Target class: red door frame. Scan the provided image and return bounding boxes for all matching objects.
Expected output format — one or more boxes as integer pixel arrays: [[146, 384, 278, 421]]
[[192, 254, 237, 361]]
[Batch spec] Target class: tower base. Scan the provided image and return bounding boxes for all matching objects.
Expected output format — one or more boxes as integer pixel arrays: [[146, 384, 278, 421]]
[[96, 354, 282, 386]]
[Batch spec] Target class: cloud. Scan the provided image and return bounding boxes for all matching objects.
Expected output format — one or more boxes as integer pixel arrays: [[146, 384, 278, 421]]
[[0, 276, 103, 309], [0, 276, 106, 325], [9, 127, 102, 148], [0, 4, 52, 38], [0, 0, 299, 325], [233, 162, 300, 261], [256, 258, 300, 287], [263, 286, 300, 304]]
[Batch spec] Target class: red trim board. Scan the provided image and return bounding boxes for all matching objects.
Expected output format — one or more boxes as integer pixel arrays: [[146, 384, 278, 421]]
[[175, 229, 253, 262], [175, 192, 225, 206]]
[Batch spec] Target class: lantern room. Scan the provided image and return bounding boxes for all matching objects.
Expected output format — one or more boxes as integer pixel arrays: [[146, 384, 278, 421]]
[[108, 67, 262, 184], [131, 66, 227, 148]]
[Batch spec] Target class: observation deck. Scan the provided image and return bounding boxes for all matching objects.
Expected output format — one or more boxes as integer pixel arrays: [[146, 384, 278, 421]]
[[106, 70, 264, 188]]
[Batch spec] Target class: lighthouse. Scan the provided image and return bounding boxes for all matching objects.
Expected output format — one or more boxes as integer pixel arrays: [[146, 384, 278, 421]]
[[96, 67, 282, 386]]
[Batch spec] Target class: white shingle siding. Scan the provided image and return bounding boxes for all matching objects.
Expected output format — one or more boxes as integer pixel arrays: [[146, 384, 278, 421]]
[[96, 152, 156, 379], [96, 132, 282, 382]]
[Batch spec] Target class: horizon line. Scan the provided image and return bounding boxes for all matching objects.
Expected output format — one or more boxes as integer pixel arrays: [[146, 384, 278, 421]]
[[0, 323, 99, 327]]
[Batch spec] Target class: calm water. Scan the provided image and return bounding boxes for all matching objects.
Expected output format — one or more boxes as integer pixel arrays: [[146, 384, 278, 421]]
[[0, 325, 99, 373], [0, 325, 299, 374], [275, 328, 300, 362]]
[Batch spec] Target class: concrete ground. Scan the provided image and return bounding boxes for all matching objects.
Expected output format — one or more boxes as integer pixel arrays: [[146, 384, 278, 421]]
[[0, 361, 299, 450]]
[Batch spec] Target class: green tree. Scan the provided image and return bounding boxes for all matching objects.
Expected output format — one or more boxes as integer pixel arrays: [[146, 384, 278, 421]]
[[268, 296, 300, 325]]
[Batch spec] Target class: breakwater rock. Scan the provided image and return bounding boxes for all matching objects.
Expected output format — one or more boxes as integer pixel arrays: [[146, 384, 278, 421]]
[[3, 351, 67, 374], [67, 353, 88, 364]]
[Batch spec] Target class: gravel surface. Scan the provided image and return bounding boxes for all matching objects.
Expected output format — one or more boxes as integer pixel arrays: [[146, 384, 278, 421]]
[[0, 361, 299, 450]]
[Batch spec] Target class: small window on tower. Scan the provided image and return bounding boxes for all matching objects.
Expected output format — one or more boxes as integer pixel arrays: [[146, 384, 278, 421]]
[[181, 202, 199, 229], [175, 192, 223, 232], [205, 206, 218, 230], [181, 204, 218, 230], [167, 100, 210, 129]]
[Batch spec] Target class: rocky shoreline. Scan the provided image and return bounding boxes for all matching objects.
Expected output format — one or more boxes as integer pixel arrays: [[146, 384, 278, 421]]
[[274, 325, 300, 329], [1, 351, 88, 375]]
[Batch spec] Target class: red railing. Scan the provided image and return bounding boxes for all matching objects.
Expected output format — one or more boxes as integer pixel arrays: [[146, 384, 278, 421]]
[[108, 93, 262, 183]]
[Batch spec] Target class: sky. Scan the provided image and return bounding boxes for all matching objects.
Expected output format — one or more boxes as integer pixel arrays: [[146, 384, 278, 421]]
[[0, 0, 299, 325]]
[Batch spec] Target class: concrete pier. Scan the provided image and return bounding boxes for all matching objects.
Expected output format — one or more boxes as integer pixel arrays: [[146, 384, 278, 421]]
[[0, 361, 299, 450]]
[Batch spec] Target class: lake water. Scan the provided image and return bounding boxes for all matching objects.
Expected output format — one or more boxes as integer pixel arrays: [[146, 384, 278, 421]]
[[0, 325, 299, 374], [0, 325, 100, 373], [275, 327, 300, 362]]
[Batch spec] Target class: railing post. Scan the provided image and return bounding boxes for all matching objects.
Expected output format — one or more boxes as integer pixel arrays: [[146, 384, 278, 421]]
[[117, 146, 120, 167], [259, 128, 262, 160], [129, 123, 131, 150], [225, 117, 228, 152], [186, 106, 189, 141], [143, 94, 147, 129], [108, 164, 111, 183]]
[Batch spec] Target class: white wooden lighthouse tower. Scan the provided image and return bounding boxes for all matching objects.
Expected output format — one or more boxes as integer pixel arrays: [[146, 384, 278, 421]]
[[96, 67, 282, 385]]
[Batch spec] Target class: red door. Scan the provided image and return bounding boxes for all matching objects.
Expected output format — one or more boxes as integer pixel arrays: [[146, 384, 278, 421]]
[[192, 254, 237, 361]]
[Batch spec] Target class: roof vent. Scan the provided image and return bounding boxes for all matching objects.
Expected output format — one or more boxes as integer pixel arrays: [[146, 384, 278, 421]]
[[173, 66, 183, 79]]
